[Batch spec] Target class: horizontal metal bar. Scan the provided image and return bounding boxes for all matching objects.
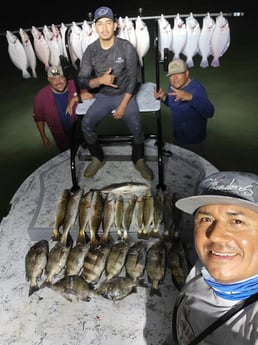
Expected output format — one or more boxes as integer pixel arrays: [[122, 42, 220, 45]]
[[0, 10, 244, 36]]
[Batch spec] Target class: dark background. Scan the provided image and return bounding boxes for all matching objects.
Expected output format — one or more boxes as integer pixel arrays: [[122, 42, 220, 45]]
[[0, 1, 250, 33], [0, 2, 257, 221]]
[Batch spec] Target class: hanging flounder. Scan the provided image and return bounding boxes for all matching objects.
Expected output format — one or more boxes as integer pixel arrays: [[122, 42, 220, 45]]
[[210, 12, 230, 67], [135, 16, 150, 66], [198, 12, 216, 68]]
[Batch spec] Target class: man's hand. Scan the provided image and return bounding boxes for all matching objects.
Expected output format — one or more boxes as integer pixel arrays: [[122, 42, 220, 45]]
[[169, 87, 193, 101], [101, 67, 118, 88], [154, 87, 166, 101], [42, 136, 52, 148]]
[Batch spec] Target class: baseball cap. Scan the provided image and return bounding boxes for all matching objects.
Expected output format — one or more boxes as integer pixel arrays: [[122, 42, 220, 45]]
[[166, 59, 187, 76], [175, 171, 258, 215], [94, 6, 114, 22], [47, 65, 64, 78]]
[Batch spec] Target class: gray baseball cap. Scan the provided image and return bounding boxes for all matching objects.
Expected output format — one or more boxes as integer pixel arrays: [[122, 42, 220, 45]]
[[175, 171, 258, 215]]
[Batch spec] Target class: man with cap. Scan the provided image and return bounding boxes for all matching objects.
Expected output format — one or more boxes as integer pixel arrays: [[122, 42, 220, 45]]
[[77, 6, 154, 180], [33, 65, 93, 152], [154, 58, 214, 158], [172, 171, 258, 344]]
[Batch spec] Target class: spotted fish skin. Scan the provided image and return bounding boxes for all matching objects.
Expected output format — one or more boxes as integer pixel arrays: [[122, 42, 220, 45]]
[[25, 239, 49, 297], [167, 231, 190, 290], [51, 189, 70, 242], [146, 240, 167, 297], [105, 240, 131, 280], [65, 242, 89, 276], [125, 240, 147, 282], [41, 242, 70, 287], [50, 275, 93, 302], [81, 242, 110, 285], [95, 276, 138, 300]]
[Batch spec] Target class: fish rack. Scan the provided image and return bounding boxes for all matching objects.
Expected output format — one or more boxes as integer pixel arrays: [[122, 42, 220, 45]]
[[65, 19, 167, 193], [65, 10, 243, 193], [2, 10, 244, 192]]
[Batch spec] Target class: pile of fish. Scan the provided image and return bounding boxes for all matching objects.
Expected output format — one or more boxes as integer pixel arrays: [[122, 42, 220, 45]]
[[25, 236, 190, 302], [5, 15, 150, 79], [25, 182, 191, 302], [50, 182, 182, 245], [6, 11, 230, 79]]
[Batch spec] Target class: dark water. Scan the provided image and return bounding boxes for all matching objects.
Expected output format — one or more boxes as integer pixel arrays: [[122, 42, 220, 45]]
[[0, 1, 249, 33]]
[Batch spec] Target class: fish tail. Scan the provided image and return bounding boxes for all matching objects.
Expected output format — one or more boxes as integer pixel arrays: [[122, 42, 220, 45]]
[[211, 57, 220, 67], [200, 58, 209, 68], [22, 70, 31, 79], [149, 287, 162, 297], [28, 285, 39, 297], [51, 228, 62, 241], [40, 280, 51, 290]]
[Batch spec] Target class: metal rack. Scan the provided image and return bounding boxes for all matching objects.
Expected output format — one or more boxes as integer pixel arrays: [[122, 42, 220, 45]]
[[65, 19, 167, 192], [61, 10, 244, 193]]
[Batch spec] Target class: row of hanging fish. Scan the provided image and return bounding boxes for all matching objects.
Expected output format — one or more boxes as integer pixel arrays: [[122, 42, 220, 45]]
[[25, 233, 190, 302], [50, 182, 184, 246], [158, 11, 230, 68], [6, 11, 231, 79], [5, 15, 150, 79]]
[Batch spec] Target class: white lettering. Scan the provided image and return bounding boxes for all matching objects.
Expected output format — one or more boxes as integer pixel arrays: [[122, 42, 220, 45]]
[[204, 178, 253, 197]]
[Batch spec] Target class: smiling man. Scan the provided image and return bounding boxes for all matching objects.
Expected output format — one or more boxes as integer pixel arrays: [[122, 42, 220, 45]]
[[154, 58, 214, 158], [77, 6, 153, 180], [173, 171, 258, 345]]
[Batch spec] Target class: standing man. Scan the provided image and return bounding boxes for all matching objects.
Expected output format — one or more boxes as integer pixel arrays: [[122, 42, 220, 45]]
[[33, 65, 93, 152], [154, 59, 214, 157], [77, 6, 154, 180], [173, 171, 258, 344]]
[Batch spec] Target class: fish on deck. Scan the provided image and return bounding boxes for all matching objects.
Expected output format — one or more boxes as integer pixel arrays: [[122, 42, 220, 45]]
[[25, 239, 49, 297], [101, 182, 150, 195], [95, 276, 140, 301], [50, 275, 94, 302], [146, 240, 167, 297], [41, 241, 70, 288]]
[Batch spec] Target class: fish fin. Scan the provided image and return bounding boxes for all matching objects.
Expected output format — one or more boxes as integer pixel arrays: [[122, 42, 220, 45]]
[[40, 281, 51, 289], [211, 57, 220, 67], [81, 296, 91, 302], [138, 277, 148, 288], [149, 287, 162, 297], [22, 70, 31, 79], [200, 59, 209, 68], [51, 229, 62, 242], [28, 285, 39, 297]]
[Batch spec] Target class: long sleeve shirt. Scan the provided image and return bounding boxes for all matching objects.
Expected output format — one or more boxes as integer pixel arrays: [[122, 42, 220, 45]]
[[77, 37, 138, 96], [164, 79, 214, 145], [174, 260, 258, 345]]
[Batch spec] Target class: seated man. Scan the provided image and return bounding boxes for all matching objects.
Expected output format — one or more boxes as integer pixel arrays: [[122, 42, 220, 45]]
[[77, 6, 154, 180]]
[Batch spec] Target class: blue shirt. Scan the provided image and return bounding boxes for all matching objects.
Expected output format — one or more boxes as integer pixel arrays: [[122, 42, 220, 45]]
[[164, 78, 214, 145]]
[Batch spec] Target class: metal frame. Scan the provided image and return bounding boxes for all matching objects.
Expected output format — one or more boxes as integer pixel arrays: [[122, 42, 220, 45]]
[[63, 19, 167, 192]]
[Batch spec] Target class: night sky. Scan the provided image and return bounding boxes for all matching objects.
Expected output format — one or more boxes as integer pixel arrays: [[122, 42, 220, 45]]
[[0, 0, 248, 34], [0, 0, 253, 69]]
